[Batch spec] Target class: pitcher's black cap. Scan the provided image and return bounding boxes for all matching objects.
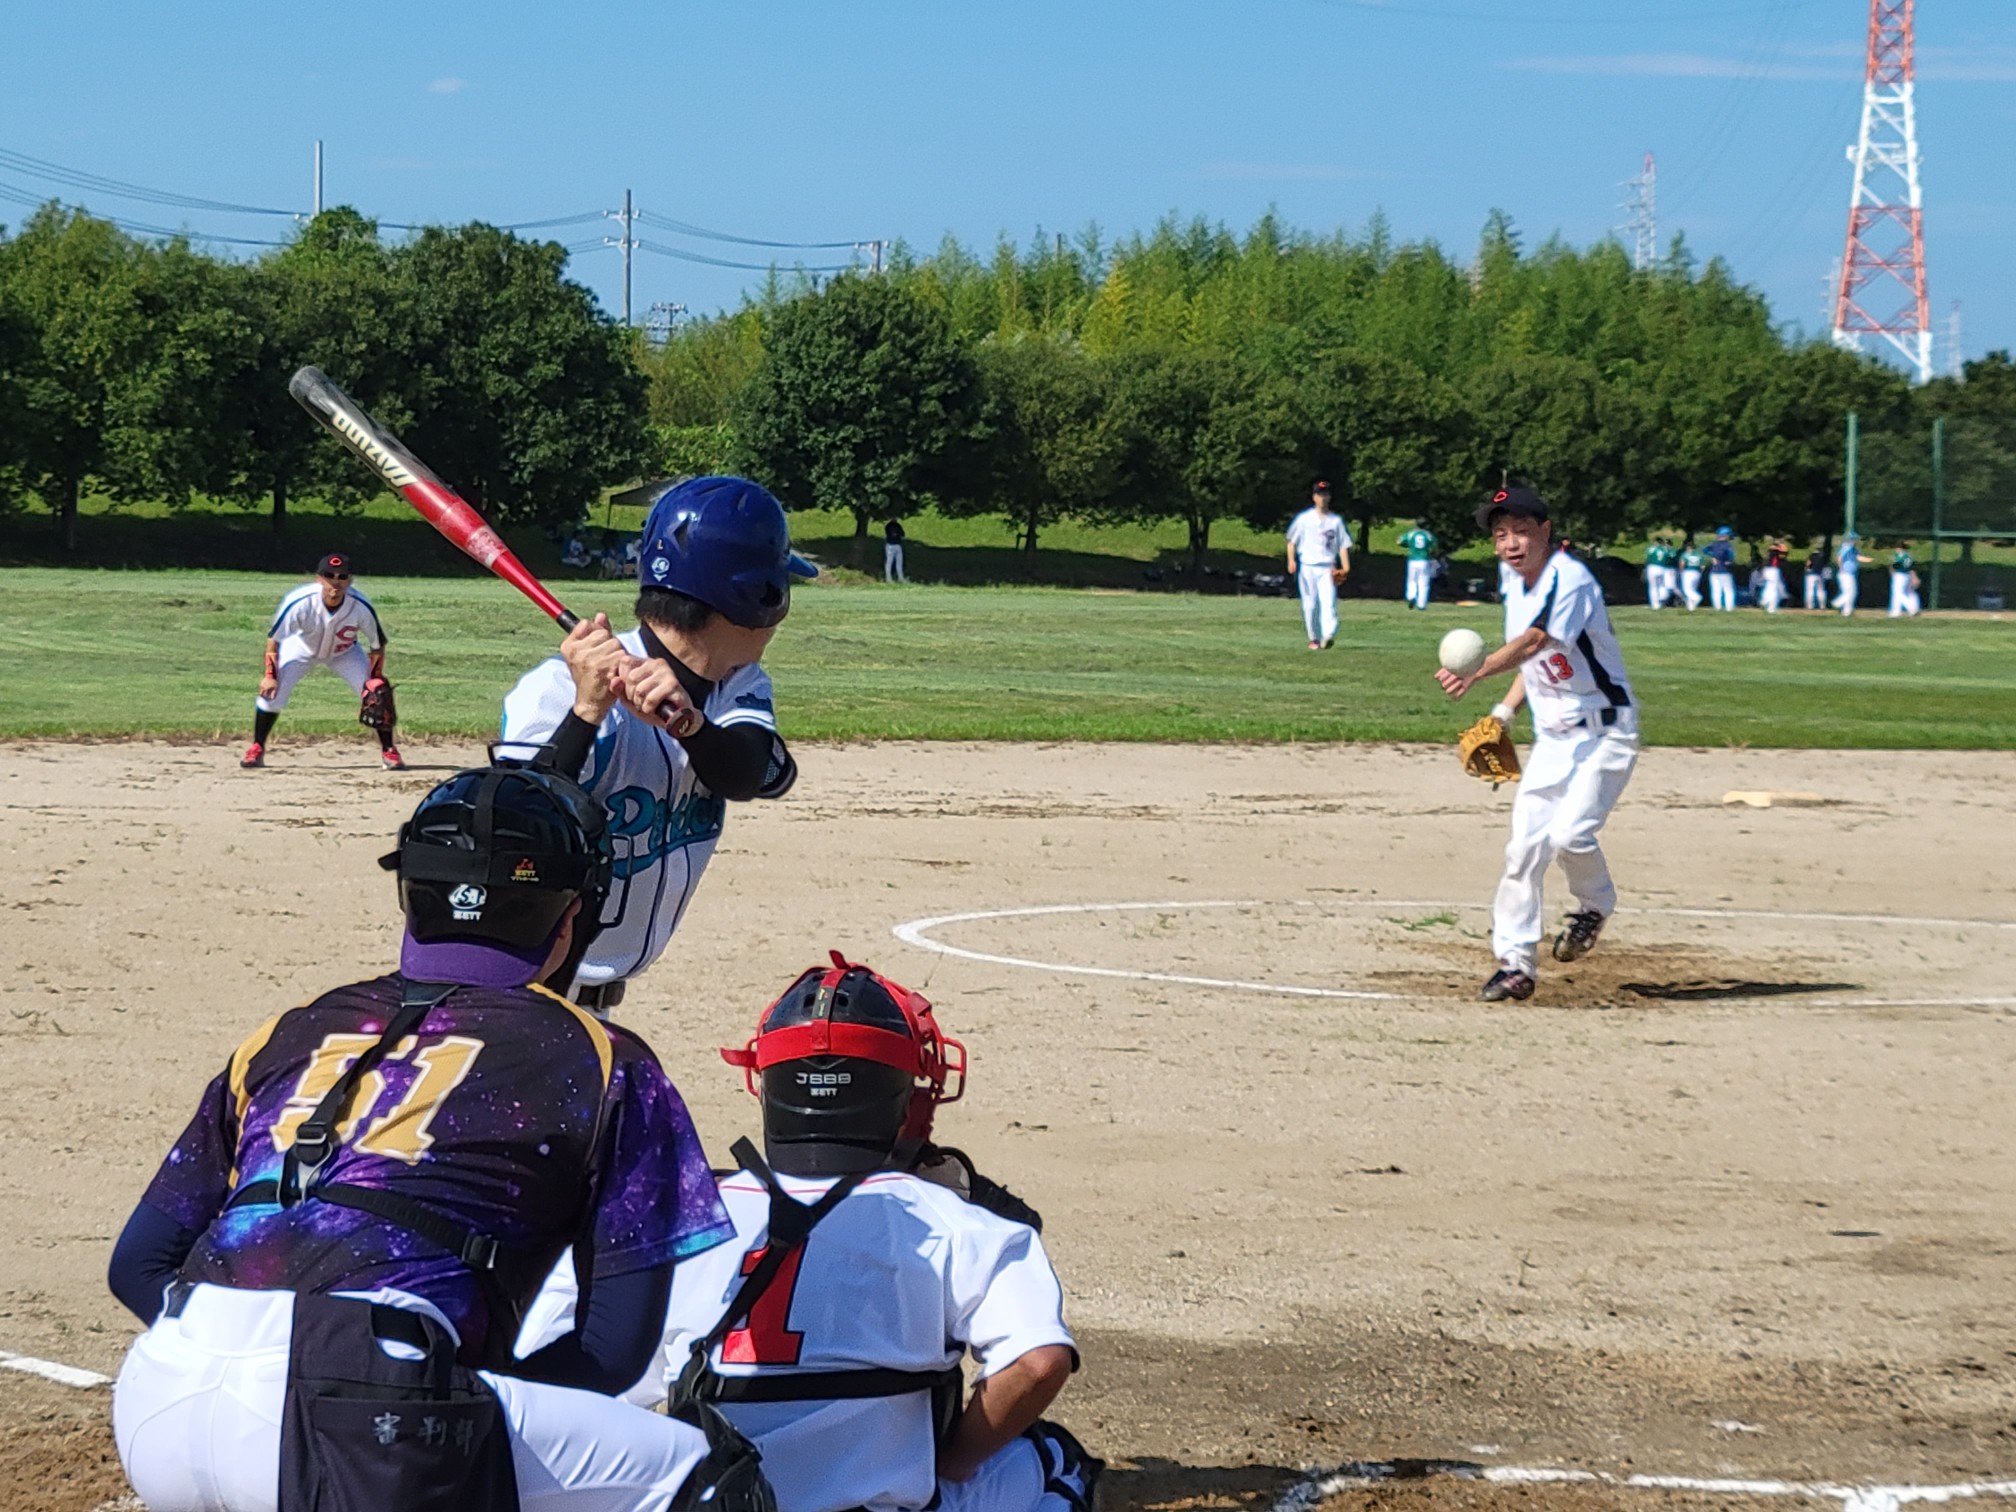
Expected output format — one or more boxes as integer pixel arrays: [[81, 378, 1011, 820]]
[[1476, 487, 1548, 531]]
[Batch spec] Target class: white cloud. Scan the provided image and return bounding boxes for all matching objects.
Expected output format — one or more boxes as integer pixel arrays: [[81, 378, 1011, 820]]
[[1203, 161, 1389, 182], [428, 77, 468, 95]]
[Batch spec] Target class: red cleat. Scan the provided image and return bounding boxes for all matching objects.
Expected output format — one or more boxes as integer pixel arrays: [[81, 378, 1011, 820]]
[[381, 747, 405, 771], [240, 742, 265, 769]]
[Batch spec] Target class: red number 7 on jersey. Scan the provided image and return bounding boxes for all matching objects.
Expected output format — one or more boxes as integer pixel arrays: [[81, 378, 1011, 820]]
[[721, 1246, 807, 1365]]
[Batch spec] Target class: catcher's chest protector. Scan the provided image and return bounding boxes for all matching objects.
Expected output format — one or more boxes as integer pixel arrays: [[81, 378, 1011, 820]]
[[280, 1293, 519, 1512]]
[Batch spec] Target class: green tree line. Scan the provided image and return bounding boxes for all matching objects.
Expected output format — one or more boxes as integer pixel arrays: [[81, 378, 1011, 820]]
[[6, 200, 2014, 562]]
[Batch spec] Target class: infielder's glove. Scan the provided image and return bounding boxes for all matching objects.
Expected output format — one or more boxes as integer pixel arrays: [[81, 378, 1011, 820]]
[[359, 677, 397, 732], [1458, 715, 1520, 785], [1329, 566, 1349, 588]]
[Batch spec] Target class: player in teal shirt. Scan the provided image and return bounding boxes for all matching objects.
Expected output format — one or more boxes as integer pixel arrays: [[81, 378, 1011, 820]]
[[1889, 542, 1921, 617], [1400, 522, 1438, 609], [1678, 542, 1707, 611]]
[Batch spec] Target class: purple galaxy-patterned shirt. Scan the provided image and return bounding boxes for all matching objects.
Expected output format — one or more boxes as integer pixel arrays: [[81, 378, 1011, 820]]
[[144, 974, 731, 1364]]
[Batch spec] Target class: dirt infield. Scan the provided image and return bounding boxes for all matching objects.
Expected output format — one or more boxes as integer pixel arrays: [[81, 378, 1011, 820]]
[[3, 738, 2014, 1511]]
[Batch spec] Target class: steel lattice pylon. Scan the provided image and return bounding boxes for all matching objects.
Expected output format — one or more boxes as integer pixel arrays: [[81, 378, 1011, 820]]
[[1831, 0, 1933, 383]]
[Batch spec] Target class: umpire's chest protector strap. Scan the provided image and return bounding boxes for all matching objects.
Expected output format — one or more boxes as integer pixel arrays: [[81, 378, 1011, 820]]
[[280, 1291, 519, 1512]]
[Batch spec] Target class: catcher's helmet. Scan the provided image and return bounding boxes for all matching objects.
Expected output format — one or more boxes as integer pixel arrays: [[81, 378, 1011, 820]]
[[637, 476, 818, 630], [383, 766, 613, 966], [723, 953, 965, 1176]]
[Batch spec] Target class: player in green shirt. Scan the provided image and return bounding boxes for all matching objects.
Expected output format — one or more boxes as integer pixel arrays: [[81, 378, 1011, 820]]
[[1889, 542, 1921, 617], [1400, 521, 1438, 609], [1643, 539, 1675, 609], [1678, 542, 1706, 611]]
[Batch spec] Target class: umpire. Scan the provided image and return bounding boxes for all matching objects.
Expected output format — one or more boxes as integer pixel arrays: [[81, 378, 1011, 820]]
[[106, 763, 772, 1512]]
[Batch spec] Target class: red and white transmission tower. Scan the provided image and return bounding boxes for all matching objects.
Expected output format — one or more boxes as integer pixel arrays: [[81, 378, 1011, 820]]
[[1831, 0, 1932, 384]]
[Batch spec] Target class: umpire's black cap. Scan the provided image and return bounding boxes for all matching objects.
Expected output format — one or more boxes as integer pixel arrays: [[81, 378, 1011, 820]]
[[1476, 486, 1549, 531]]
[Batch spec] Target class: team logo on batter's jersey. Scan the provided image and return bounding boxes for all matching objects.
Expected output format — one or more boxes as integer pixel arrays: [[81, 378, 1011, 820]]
[[449, 883, 487, 919]]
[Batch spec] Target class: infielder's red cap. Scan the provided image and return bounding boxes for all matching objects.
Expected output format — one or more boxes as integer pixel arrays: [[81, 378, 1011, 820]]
[[1476, 486, 1548, 530], [315, 552, 351, 576]]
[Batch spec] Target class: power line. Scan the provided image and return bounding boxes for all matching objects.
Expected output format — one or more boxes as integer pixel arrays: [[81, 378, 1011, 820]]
[[1299, 0, 1822, 24], [634, 237, 858, 274], [0, 144, 300, 217], [0, 182, 290, 245], [635, 208, 863, 250]]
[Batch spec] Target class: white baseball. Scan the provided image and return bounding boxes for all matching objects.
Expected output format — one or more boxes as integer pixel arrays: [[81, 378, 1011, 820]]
[[1439, 628, 1487, 679]]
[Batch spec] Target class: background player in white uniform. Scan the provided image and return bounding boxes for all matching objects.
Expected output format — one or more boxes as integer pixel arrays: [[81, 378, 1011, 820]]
[[1889, 544, 1922, 617], [242, 551, 401, 770], [499, 476, 814, 1013], [1285, 480, 1352, 649], [1436, 488, 1639, 1002], [1834, 534, 1870, 616], [1399, 521, 1438, 610], [522, 956, 1096, 1512]]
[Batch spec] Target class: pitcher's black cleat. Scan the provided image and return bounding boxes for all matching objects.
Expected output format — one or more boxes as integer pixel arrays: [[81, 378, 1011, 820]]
[[1553, 910, 1606, 962], [1481, 968, 1535, 1002]]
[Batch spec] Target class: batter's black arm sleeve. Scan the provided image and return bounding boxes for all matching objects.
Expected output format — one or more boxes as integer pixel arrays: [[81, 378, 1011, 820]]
[[548, 710, 600, 779], [508, 1262, 673, 1395], [682, 722, 793, 803], [107, 1200, 200, 1326]]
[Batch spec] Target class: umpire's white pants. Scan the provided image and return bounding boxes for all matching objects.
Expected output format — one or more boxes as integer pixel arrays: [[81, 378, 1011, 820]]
[[1679, 569, 1702, 611], [1708, 570, 1736, 612], [114, 1284, 710, 1512], [1835, 572, 1859, 616], [1297, 565, 1338, 644], [255, 642, 372, 714], [1760, 566, 1785, 613], [1405, 559, 1431, 609], [1493, 712, 1640, 976], [1889, 571, 1920, 617]]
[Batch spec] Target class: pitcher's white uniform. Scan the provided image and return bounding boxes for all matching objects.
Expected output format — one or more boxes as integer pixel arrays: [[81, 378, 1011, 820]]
[[521, 1169, 1085, 1512], [1494, 552, 1639, 977], [1286, 509, 1352, 646], [499, 630, 780, 987], [255, 582, 385, 712]]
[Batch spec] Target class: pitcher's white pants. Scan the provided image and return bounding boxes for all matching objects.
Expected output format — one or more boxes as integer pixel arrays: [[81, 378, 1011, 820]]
[[1493, 713, 1640, 976], [114, 1284, 710, 1512], [1708, 571, 1736, 612], [1889, 571, 1920, 617], [1803, 572, 1827, 610], [1760, 566, 1785, 613], [1297, 565, 1338, 644], [1835, 572, 1859, 616], [1679, 569, 1702, 611], [255, 644, 372, 714], [1405, 559, 1431, 609]]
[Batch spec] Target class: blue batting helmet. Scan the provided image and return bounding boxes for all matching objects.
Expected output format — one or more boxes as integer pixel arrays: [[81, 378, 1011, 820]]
[[637, 476, 818, 629], [1715, 524, 1734, 538]]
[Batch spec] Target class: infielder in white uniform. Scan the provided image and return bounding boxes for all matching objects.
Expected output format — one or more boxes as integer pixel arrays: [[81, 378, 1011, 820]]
[[1436, 488, 1639, 1002], [498, 477, 813, 1013], [242, 552, 400, 770], [522, 955, 1097, 1512], [1834, 534, 1870, 616], [1285, 480, 1352, 649]]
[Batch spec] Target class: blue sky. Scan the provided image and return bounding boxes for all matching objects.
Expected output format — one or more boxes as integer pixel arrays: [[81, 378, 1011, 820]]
[[6, 1, 2013, 370]]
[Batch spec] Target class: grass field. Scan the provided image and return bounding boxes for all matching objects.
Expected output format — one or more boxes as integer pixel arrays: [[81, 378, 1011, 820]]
[[3, 567, 2012, 746]]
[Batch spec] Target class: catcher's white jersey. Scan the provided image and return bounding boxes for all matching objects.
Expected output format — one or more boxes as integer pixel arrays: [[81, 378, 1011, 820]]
[[1502, 552, 1634, 736], [1285, 508, 1352, 566], [498, 629, 777, 985], [267, 583, 385, 663], [522, 1169, 1074, 1512]]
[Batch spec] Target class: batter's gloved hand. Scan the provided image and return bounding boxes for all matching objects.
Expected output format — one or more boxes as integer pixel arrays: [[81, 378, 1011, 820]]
[[1458, 715, 1520, 785], [359, 677, 397, 732]]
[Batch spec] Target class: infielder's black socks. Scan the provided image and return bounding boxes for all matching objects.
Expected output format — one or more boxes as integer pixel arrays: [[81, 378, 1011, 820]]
[[253, 709, 279, 744], [376, 726, 396, 752]]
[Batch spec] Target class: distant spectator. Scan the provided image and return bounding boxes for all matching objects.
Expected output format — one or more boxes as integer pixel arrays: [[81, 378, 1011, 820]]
[[883, 519, 908, 582], [1803, 545, 1829, 610]]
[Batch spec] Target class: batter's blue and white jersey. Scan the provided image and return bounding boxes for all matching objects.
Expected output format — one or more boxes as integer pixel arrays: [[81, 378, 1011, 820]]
[[498, 630, 779, 985], [1503, 551, 1635, 736], [268, 584, 385, 662]]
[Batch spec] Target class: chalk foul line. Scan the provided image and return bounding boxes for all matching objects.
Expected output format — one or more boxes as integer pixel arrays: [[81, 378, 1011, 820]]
[[0, 1349, 111, 1389], [1271, 1458, 2016, 1512], [891, 899, 2016, 1009]]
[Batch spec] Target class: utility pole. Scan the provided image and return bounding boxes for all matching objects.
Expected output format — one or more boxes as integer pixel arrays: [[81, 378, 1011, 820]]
[[1831, 0, 1933, 384], [605, 190, 636, 325], [1620, 151, 1657, 271], [645, 301, 686, 340], [857, 238, 885, 274], [313, 140, 323, 217]]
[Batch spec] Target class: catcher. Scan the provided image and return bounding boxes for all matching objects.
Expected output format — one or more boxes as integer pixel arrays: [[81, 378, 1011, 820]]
[[1437, 487, 1640, 1002], [242, 552, 403, 771], [519, 954, 1099, 1512]]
